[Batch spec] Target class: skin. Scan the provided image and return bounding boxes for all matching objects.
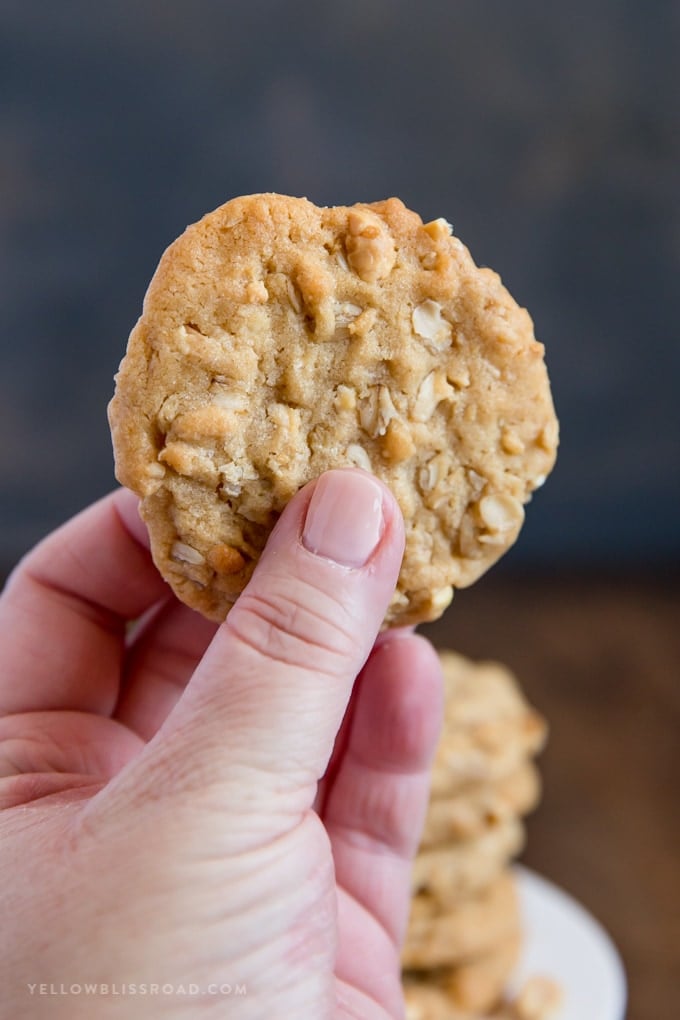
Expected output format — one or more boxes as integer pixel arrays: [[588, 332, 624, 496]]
[[0, 470, 443, 1019]]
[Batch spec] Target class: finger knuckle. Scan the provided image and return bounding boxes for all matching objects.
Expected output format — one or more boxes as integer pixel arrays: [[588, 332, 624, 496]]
[[227, 578, 356, 676]]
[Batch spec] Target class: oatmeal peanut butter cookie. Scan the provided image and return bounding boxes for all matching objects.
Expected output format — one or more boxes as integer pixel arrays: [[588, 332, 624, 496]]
[[421, 763, 541, 848], [411, 817, 525, 904], [402, 870, 520, 969], [404, 971, 561, 1020], [404, 932, 521, 1015], [430, 653, 548, 797], [109, 194, 558, 625]]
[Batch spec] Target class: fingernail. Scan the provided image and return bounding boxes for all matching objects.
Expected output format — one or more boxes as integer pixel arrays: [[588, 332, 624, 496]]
[[302, 470, 385, 568]]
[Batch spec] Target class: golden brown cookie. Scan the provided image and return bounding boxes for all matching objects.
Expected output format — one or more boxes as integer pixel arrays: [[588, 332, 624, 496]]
[[441, 934, 521, 1013], [404, 982, 472, 1020], [429, 652, 547, 797], [403, 970, 561, 1020], [439, 652, 543, 729], [500, 977, 563, 1020], [404, 982, 470, 1020], [411, 817, 525, 904], [403, 870, 520, 969], [430, 714, 546, 798], [404, 932, 521, 1015], [420, 762, 541, 848], [109, 193, 558, 625]]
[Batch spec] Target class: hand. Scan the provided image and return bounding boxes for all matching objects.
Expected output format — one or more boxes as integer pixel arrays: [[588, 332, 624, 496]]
[[0, 469, 443, 1019]]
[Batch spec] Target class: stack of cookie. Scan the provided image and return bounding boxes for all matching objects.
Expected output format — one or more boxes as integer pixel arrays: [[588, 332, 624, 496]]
[[402, 651, 551, 1019]]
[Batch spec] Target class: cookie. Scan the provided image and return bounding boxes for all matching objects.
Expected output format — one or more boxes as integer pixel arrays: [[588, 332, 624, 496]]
[[430, 704, 546, 798], [404, 932, 520, 1015], [421, 763, 541, 848], [440, 934, 521, 1013], [402, 870, 520, 969], [109, 193, 558, 625], [403, 971, 560, 1020], [404, 983, 470, 1020], [429, 653, 547, 797], [411, 817, 525, 904], [404, 982, 472, 1020], [439, 653, 540, 728], [499, 977, 562, 1020]]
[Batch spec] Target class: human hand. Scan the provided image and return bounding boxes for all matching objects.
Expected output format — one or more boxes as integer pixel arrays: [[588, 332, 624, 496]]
[[0, 469, 443, 1019]]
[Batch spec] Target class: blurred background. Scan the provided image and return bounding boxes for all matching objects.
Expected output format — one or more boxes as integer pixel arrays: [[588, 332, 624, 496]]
[[1, 2, 677, 1016]]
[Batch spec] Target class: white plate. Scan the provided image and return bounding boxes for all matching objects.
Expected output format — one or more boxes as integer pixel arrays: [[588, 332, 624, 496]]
[[510, 867, 627, 1020]]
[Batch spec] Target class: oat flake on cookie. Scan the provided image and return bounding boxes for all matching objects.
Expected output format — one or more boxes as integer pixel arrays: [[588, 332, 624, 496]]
[[108, 193, 558, 625]]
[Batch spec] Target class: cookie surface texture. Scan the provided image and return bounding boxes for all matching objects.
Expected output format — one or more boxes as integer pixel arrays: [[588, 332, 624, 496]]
[[404, 931, 521, 1014], [402, 870, 520, 969], [109, 194, 558, 625], [430, 654, 547, 797], [411, 817, 525, 904]]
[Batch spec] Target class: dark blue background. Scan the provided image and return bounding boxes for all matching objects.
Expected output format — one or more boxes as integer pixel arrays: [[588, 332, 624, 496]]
[[1, 1, 677, 571]]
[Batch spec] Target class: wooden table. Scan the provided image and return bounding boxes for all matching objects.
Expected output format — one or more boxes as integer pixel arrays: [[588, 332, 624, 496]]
[[422, 573, 679, 1020]]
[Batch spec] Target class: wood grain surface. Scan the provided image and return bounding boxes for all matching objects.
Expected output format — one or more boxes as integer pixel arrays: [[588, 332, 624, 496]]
[[422, 573, 680, 1020]]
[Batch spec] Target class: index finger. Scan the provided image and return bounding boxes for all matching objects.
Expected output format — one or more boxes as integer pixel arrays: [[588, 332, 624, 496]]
[[0, 489, 169, 717]]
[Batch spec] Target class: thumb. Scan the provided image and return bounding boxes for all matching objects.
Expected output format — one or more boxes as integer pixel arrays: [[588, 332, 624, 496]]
[[104, 469, 404, 832]]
